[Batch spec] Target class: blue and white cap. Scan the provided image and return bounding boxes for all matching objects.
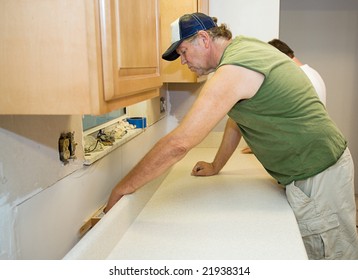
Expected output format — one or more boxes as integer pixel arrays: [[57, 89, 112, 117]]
[[162, 13, 217, 61]]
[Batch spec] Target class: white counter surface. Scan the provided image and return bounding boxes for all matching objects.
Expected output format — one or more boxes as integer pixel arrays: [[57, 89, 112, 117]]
[[65, 147, 307, 260]]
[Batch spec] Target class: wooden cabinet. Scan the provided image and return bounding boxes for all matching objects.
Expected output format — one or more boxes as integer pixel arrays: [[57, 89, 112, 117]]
[[160, 0, 209, 83], [0, 0, 162, 115], [99, 0, 162, 102]]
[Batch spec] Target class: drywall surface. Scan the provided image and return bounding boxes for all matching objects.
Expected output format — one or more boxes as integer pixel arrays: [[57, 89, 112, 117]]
[[209, 0, 280, 40]]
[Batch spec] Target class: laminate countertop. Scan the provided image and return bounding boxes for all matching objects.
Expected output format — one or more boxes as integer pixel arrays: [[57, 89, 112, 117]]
[[64, 147, 307, 260]]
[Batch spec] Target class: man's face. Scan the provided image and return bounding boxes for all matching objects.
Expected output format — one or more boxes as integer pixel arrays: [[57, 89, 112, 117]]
[[176, 35, 211, 76]]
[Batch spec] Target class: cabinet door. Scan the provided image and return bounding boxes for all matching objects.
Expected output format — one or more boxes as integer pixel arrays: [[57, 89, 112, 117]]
[[160, 0, 209, 83], [99, 0, 162, 101], [0, 0, 93, 114]]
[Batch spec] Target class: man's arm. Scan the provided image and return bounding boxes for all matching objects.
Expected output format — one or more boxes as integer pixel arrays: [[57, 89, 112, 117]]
[[191, 117, 242, 176], [105, 65, 264, 212]]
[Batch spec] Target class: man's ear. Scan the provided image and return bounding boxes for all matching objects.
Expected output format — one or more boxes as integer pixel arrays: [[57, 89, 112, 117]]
[[197, 30, 211, 48]]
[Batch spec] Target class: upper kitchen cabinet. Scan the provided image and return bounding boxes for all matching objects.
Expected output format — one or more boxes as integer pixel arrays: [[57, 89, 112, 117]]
[[0, 0, 162, 115], [99, 0, 162, 102], [160, 0, 209, 83]]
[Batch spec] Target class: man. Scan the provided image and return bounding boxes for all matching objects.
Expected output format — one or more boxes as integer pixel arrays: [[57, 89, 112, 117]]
[[105, 13, 358, 259]]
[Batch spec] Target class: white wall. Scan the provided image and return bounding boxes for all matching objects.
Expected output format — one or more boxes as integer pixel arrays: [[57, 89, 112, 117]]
[[209, 0, 280, 41], [14, 116, 176, 259], [0, 88, 176, 259], [279, 0, 358, 193], [0, 115, 85, 259]]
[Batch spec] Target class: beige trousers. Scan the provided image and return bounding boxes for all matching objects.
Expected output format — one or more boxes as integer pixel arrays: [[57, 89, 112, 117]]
[[286, 148, 358, 259]]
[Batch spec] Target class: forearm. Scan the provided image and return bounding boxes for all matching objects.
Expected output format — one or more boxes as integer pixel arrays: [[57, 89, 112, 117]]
[[211, 118, 242, 173], [105, 134, 189, 212]]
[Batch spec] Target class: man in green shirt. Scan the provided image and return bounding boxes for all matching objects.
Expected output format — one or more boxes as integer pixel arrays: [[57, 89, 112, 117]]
[[106, 13, 358, 259]]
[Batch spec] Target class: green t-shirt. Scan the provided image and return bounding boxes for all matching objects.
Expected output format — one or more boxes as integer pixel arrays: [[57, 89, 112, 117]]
[[218, 36, 346, 185]]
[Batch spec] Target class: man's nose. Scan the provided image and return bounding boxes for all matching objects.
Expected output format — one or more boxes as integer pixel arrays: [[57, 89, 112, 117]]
[[180, 55, 187, 65]]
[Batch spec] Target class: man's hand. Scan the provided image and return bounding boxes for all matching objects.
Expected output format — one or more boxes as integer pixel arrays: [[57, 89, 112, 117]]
[[191, 161, 218, 176]]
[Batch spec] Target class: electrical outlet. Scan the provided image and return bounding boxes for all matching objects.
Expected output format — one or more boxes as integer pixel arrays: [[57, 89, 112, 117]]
[[58, 132, 77, 164]]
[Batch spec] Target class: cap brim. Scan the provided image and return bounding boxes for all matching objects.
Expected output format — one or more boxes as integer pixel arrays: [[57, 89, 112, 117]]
[[162, 40, 182, 61]]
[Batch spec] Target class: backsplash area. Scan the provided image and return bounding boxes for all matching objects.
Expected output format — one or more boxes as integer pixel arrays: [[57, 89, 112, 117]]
[[10, 115, 176, 259], [0, 115, 85, 259], [0, 90, 173, 259], [0, 114, 175, 259]]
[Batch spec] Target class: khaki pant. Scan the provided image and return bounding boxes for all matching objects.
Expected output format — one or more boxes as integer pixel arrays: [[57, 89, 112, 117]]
[[286, 148, 358, 259]]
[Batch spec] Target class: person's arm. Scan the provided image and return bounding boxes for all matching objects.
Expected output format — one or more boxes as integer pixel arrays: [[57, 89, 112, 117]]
[[105, 65, 264, 213], [191, 117, 242, 176]]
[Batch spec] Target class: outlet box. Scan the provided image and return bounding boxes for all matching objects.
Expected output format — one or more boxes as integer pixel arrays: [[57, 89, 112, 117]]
[[58, 132, 77, 164]]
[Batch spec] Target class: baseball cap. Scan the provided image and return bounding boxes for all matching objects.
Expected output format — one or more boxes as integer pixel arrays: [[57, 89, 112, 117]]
[[162, 13, 217, 61]]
